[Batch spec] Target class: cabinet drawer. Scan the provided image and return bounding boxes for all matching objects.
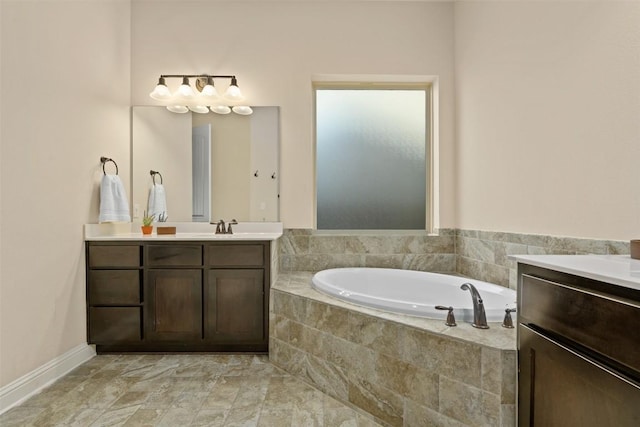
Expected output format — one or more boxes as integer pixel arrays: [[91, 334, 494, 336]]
[[89, 270, 140, 305], [521, 274, 640, 374], [207, 244, 264, 267], [89, 307, 141, 342], [89, 245, 140, 268], [147, 245, 202, 267]]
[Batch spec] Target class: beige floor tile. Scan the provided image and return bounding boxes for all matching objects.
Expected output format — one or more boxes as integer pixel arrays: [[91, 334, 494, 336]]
[[2, 354, 384, 427]]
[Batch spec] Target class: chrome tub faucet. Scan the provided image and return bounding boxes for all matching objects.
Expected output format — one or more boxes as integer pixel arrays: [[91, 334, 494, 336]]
[[461, 283, 489, 329]]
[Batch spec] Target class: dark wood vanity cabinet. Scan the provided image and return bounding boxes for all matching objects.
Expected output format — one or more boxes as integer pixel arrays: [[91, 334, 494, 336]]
[[517, 264, 640, 426], [86, 240, 270, 353]]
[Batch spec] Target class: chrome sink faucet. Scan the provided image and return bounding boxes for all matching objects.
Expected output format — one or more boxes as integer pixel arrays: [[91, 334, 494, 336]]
[[213, 219, 238, 234], [461, 283, 489, 329]]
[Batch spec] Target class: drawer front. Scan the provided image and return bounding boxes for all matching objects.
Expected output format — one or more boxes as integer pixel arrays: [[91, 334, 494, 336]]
[[521, 274, 640, 374], [89, 245, 140, 268], [207, 244, 264, 267], [89, 307, 141, 343], [89, 270, 140, 305], [147, 245, 202, 267]]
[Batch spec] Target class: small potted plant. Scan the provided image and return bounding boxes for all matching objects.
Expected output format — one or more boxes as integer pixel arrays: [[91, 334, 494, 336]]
[[141, 211, 155, 235]]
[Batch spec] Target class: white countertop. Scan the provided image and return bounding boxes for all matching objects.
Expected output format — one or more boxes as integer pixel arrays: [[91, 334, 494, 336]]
[[84, 222, 283, 241], [511, 254, 640, 291]]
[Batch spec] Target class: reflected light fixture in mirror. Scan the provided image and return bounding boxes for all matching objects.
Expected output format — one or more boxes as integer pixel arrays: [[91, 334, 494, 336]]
[[189, 105, 210, 114], [232, 105, 253, 115], [210, 105, 232, 114], [167, 105, 188, 113], [149, 74, 252, 115]]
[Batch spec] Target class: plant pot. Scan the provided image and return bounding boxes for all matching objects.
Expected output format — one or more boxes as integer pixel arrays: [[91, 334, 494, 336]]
[[141, 225, 153, 235]]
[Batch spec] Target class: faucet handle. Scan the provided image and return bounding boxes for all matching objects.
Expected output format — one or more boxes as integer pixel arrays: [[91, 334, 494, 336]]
[[435, 305, 457, 327], [502, 308, 516, 329], [226, 219, 238, 234]]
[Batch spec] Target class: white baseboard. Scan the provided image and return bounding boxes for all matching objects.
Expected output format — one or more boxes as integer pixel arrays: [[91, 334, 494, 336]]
[[0, 343, 96, 414]]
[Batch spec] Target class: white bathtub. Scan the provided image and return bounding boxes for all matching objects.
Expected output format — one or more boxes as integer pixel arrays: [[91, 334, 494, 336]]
[[311, 268, 517, 323]]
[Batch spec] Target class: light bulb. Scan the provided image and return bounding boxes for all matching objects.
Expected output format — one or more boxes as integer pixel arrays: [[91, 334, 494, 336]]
[[149, 77, 171, 100], [189, 105, 210, 114], [167, 105, 189, 114], [223, 76, 244, 102], [232, 106, 253, 115], [175, 76, 195, 100], [210, 105, 231, 115]]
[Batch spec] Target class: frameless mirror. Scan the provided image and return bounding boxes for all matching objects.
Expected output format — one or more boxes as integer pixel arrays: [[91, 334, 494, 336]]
[[132, 106, 279, 222]]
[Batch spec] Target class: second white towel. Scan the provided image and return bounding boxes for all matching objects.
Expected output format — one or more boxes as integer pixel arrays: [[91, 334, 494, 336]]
[[148, 183, 168, 220]]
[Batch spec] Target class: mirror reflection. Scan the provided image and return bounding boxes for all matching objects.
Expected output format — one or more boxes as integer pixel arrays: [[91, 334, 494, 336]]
[[132, 106, 279, 223]]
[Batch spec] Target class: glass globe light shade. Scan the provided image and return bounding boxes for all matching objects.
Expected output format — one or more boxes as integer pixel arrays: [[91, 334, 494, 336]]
[[223, 77, 244, 102], [232, 105, 253, 115], [210, 105, 231, 115], [167, 105, 189, 114], [175, 77, 195, 100], [201, 84, 220, 99], [149, 77, 171, 100], [200, 76, 220, 100]]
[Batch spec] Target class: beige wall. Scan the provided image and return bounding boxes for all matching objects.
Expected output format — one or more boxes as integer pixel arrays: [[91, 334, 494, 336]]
[[455, 1, 640, 240], [131, 0, 457, 229], [0, 0, 131, 386]]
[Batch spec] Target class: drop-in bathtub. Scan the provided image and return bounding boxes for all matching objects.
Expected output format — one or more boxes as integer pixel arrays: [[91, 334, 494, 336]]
[[311, 267, 517, 323]]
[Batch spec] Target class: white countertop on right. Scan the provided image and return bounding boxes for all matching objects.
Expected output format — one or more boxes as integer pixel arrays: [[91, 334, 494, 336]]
[[510, 254, 640, 291]]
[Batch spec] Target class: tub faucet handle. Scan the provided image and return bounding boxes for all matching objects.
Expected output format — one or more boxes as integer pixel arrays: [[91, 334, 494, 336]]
[[502, 308, 516, 329], [435, 305, 457, 327]]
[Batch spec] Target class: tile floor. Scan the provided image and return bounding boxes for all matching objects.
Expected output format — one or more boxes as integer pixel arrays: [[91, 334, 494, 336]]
[[0, 354, 383, 427]]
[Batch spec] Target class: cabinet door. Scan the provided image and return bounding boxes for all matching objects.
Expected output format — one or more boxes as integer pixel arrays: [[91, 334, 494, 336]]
[[146, 269, 202, 341], [205, 269, 264, 342], [89, 270, 140, 305], [89, 307, 141, 343]]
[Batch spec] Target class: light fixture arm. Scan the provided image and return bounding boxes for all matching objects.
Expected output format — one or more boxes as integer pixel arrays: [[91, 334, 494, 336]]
[[159, 74, 236, 80]]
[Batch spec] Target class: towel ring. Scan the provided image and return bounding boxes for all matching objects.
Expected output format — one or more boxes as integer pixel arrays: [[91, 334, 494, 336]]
[[150, 170, 163, 185], [100, 156, 118, 175]]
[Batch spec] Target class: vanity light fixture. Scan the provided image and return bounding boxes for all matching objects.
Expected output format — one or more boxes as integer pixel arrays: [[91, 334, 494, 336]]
[[149, 74, 251, 115]]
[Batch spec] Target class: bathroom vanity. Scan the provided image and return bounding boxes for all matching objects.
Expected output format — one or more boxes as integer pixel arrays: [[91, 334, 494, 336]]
[[84, 223, 281, 353], [513, 255, 640, 426]]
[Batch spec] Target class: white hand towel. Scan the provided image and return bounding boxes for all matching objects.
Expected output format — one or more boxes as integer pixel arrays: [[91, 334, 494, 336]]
[[99, 174, 131, 223], [148, 183, 168, 220]]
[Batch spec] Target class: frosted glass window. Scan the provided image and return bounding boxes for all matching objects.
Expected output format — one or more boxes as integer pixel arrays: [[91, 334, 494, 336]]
[[316, 88, 428, 230]]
